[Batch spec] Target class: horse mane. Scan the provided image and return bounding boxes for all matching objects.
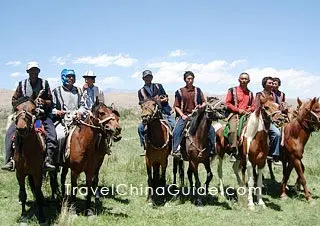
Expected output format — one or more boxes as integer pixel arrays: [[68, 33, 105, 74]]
[[189, 107, 206, 136], [13, 96, 35, 109]]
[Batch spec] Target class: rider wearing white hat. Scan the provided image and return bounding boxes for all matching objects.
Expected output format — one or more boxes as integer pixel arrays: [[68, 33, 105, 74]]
[[79, 70, 104, 114]]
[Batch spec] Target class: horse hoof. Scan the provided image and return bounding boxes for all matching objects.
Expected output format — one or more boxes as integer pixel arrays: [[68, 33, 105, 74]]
[[195, 200, 203, 207], [147, 201, 154, 207], [280, 194, 288, 200], [164, 202, 171, 208], [309, 199, 316, 206], [248, 204, 255, 211], [86, 209, 94, 217], [20, 223, 28, 226]]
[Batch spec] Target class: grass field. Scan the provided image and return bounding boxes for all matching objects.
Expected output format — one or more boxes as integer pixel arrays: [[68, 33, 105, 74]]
[[0, 112, 320, 226]]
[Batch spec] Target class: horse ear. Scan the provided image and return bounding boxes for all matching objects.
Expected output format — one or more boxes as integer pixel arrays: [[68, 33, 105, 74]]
[[297, 97, 302, 107], [311, 97, 317, 107], [110, 103, 116, 111]]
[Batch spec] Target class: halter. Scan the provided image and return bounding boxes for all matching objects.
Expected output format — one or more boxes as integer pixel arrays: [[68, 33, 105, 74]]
[[299, 109, 320, 132], [183, 100, 225, 158], [13, 110, 36, 136], [142, 103, 170, 150]]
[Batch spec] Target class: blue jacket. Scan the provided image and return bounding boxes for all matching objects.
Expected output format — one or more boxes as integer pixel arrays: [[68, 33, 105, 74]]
[[138, 83, 172, 115]]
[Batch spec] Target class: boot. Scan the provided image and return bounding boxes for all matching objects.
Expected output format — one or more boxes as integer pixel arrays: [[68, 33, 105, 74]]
[[229, 147, 237, 162], [140, 143, 146, 156], [44, 156, 56, 171], [172, 145, 182, 160], [1, 159, 14, 171]]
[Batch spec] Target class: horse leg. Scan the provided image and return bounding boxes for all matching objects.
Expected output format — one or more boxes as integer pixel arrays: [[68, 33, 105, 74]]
[[179, 159, 184, 188], [257, 167, 266, 208], [294, 161, 305, 192], [160, 160, 168, 204], [146, 162, 153, 205], [191, 163, 203, 206], [233, 159, 242, 186], [85, 171, 95, 216], [49, 168, 59, 201], [92, 167, 101, 201], [293, 159, 312, 201], [17, 173, 28, 223], [187, 163, 194, 195], [267, 159, 275, 181], [70, 170, 78, 203], [217, 156, 225, 196], [203, 159, 213, 195], [173, 158, 178, 185], [247, 161, 255, 210], [33, 175, 46, 224], [152, 163, 160, 203], [280, 161, 293, 199], [61, 166, 68, 197]]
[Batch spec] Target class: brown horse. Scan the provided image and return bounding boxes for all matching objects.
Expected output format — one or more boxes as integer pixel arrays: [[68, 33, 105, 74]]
[[173, 97, 226, 206], [280, 97, 320, 201], [140, 99, 171, 206], [239, 99, 286, 210], [13, 97, 46, 224], [61, 100, 121, 215]]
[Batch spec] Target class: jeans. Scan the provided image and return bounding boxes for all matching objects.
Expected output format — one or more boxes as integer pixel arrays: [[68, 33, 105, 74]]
[[269, 123, 280, 156], [4, 118, 57, 164], [172, 117, 215, 153], [138, 113, 175, 147]]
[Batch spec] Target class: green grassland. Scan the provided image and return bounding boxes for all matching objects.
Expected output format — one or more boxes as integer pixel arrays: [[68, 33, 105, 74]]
[[0, 111, 320, 226]]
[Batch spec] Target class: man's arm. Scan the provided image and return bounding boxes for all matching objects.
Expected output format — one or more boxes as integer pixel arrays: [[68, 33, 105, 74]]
[[12, 82, 21, 107], [225, 89, 239, 113]]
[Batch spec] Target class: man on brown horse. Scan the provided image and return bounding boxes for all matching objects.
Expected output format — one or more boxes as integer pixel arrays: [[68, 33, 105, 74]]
[[2, 61, 57, 171], [172, 71, 215, 159], [257, 76, 282, 165], [137, 70, 175, 156], [52, 69, 83, 164], [225, 72, 255, 162]]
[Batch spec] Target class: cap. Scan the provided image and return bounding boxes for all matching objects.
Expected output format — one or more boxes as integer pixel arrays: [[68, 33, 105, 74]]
[[26, 61, 40, 71], [83, 70, 96, 78], [142, 70, 153, 78]]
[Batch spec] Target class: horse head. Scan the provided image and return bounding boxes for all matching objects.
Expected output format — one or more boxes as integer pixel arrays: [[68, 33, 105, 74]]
[[140, 99, 161, 125], [296, 97, 320, 131], [91, 98, 122, 140], [13, 97, 37, 137], [261, 99, 288, 128], [205, 96, 227, 120]]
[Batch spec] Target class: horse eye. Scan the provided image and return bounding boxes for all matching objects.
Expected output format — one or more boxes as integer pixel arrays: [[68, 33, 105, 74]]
[[99, 112, 105, 116]]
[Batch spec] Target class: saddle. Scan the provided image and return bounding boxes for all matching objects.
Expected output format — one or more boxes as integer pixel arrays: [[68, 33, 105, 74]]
[[223, 114, 249, 147]]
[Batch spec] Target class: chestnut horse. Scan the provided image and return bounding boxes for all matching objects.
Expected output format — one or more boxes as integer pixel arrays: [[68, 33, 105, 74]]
[[173, 97, 226, 206], [240, 99, 286, 210], [13, 97, 46, 224], [61, 100, 121, 214], [280, 97, 320, 201], [140, 99, 171, 205]]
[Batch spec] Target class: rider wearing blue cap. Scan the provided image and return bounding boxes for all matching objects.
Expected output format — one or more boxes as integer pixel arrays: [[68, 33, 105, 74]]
[[137, 70, 175, 156], [51, 69, 83, 164]]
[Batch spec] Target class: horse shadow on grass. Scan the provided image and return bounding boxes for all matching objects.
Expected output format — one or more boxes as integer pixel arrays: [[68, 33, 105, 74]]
[[263, 178, 320, 202], [68, 184, 130, 217], [16, 197, 61, 225], [166, 184, 232, 210]]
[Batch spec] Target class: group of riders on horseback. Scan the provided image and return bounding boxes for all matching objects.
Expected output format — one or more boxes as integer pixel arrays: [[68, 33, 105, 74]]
[[137, 69, 288, 164], [1, 61, 105, 172], [1, 61, 288, 172]]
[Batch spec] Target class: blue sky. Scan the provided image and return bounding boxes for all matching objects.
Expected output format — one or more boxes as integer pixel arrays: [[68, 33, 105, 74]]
[[1, 0, 319, 98]]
